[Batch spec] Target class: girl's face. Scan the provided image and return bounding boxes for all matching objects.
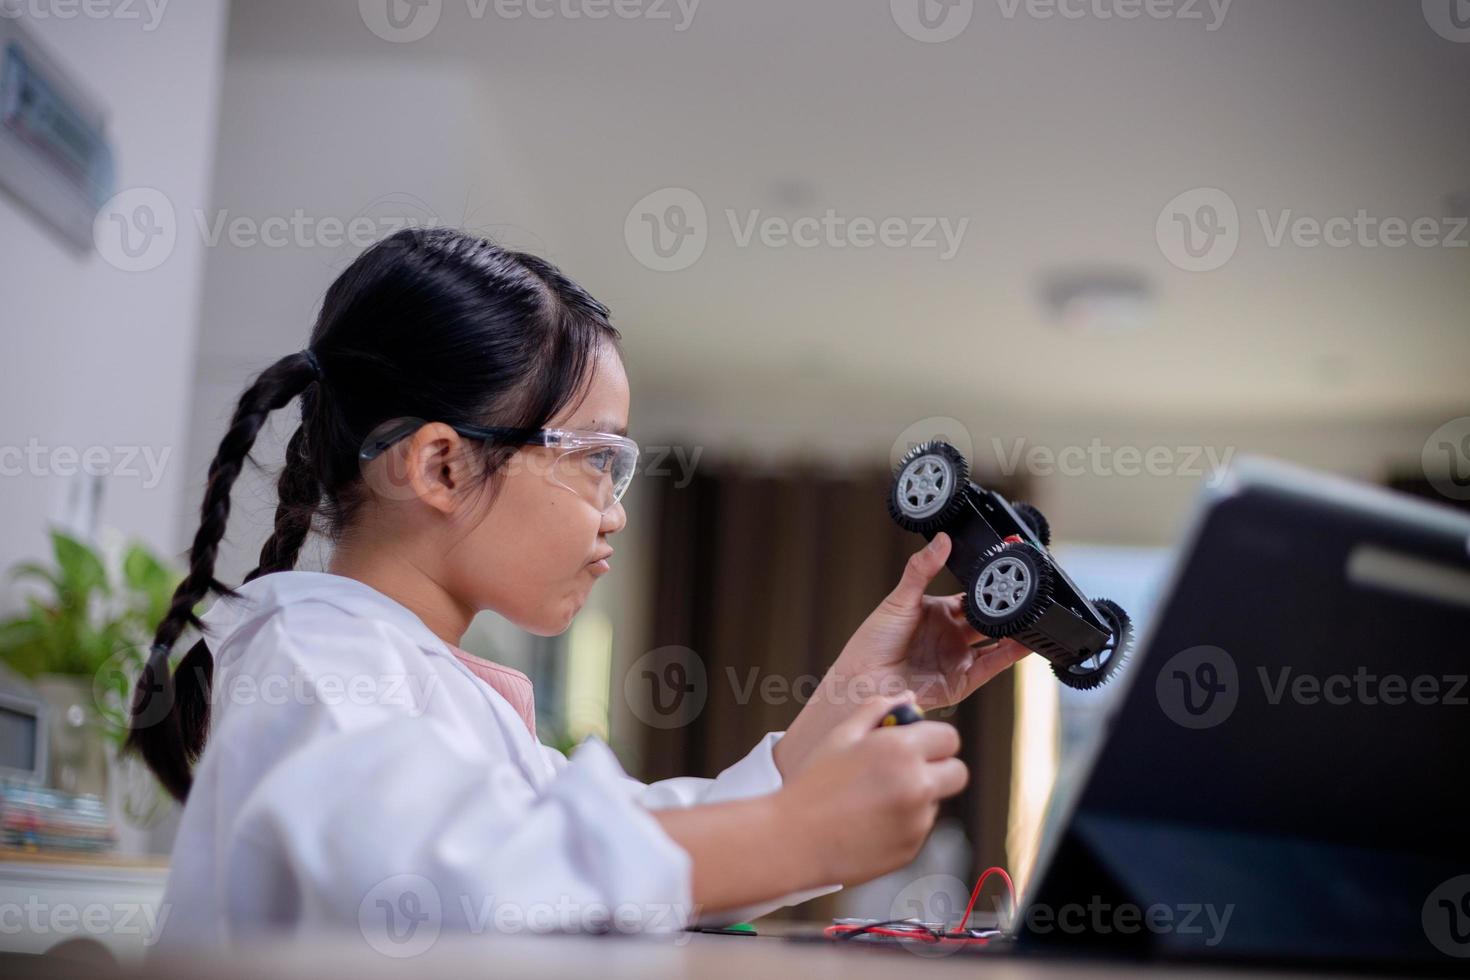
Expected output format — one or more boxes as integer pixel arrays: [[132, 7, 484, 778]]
[[445, 343, 632, 635]]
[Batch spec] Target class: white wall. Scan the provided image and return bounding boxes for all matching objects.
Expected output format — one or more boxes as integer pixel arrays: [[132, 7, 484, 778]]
[[0, 1, 230, 593]]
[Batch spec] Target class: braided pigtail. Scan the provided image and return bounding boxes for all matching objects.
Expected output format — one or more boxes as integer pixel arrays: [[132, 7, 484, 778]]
[[127, 350, 321, 801], [244, 420, 321, 583]]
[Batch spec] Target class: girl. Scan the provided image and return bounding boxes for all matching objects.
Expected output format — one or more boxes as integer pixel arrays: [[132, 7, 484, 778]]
[[129, 227, 1028, 946]]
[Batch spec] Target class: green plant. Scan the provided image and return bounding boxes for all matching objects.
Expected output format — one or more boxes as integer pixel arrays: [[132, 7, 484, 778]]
[[0, 529, 180, 744]]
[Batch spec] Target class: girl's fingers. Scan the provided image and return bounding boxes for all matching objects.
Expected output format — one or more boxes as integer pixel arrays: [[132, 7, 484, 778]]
[[886, 534, 952, 609], [926, 756, 970, 799], [941, 593, 987, 644], [842, 691, 917, 740], [966, 639, 1031, 686], [893, 719, 961, 762]]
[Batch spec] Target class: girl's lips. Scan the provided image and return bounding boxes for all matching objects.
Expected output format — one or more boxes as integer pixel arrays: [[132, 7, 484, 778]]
[[588, 558, 611, 575]]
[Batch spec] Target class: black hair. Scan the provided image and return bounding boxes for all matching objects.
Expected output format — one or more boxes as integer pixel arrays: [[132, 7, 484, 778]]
[[127, 228, 621, 801]]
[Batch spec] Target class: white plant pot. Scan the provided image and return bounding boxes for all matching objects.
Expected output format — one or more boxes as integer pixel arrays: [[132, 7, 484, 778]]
[[30, 674, 173, 856], [33, 674, 107, 797]]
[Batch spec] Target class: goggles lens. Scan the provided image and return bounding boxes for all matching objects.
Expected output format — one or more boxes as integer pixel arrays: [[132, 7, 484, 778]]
[[546, 440, 638, 511]]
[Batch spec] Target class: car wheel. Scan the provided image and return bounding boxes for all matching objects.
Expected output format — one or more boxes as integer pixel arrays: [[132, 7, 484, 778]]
[[1051, 598, 1133, 690], [963, 541, 1053, 637], [1012, 502, 1051, 547], [888, 440, 970, 534]]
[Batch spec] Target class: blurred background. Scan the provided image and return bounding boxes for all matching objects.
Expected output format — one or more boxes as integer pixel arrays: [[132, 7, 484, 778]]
[[1, 0, 1468, 956]]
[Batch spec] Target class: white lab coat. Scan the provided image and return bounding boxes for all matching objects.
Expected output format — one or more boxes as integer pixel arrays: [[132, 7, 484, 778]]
[[155, 571, 838, 949]]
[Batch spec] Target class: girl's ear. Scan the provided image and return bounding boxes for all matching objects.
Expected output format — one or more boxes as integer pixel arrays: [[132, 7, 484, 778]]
[[403, 422, 477, 515]]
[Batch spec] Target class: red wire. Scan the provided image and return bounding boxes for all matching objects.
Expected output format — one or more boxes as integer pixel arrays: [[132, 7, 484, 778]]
[[824, 865, 1014, 946], [959, 865, 1014, 931]]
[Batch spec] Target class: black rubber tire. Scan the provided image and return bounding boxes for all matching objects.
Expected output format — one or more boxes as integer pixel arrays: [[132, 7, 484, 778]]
[[963, 541, 1054, 637], [888, 440, 970, 535], [1051, 597, 1133, 691], [1012, 502, 1052, 548]]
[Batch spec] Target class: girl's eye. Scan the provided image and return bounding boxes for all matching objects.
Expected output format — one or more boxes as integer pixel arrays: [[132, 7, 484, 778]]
[[589, 449, 615, 473]]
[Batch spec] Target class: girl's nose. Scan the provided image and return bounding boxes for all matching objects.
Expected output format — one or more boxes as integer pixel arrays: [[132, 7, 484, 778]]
[[600, 499, 627, 535]]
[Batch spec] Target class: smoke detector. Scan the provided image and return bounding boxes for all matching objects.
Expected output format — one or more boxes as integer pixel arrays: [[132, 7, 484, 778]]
[[1040, 268, 1154, 335]]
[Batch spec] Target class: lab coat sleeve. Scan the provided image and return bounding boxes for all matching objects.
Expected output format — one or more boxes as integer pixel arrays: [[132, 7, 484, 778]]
[[216, 610, 700, 939], [539, 732, 843, 926]]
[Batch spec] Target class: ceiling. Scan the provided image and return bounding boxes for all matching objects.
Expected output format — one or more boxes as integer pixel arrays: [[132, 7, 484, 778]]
[[219, 0, 1470, 426]]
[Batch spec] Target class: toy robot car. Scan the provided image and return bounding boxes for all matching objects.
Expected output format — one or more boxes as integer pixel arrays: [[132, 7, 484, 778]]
[[887, 440, 1132, 690]]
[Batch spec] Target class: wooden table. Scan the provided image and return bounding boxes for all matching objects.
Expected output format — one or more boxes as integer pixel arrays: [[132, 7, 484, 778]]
[[119, 930, 1413, 979]]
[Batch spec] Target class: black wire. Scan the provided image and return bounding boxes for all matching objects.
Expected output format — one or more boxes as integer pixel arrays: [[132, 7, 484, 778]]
[[836, 919, 944, 942]]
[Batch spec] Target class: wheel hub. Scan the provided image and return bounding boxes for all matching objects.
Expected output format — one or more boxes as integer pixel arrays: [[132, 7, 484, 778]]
[[896, 454, 954, 519], [976, 557, 1032, 616]]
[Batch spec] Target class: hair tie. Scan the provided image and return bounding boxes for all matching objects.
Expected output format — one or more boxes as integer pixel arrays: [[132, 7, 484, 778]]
[[302, 349, 324, 382]]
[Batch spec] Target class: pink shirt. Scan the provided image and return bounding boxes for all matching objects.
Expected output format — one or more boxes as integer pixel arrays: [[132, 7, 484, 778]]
[[447, 644, 537, 738]]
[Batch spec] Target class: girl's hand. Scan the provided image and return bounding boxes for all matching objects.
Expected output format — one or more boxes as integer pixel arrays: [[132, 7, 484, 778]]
[[773, 533, 1028, 779], [834, 532, 1030, 709], [778, 692, 968, 887]]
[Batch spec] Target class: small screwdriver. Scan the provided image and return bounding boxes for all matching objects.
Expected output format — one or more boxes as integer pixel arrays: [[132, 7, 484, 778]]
[[878, 702, 926, 727]]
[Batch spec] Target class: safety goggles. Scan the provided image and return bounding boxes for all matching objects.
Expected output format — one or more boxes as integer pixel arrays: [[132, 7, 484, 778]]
[[360, 419, 639, 512]]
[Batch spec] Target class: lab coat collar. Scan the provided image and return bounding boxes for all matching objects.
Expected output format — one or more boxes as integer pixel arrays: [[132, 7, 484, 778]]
[[198, 570, 449, 658]]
